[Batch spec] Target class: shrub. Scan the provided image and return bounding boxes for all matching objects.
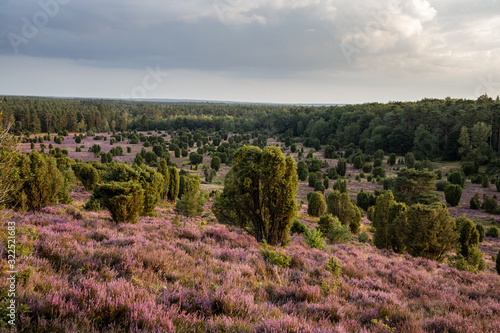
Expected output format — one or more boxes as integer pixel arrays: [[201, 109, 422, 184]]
[[448, 170, 465, 188], [388, 153, 396, 166], [482, 175, 490, 188], [471, 174, 483, 184], [211, 156, 221, 172], [92, 181, 144, 223], [297, 161, 309, 181], [445, 184, 462, 207], [476, 223, 485, 242], [326, 225, 352, 244], [135, 165, 164, 216], [372, 166, 386, 178], [332, 179, 347, 193], [393, 203, 459, 262], [461, 161, 478, 176], [326, 191, 362, 234], [290, 219, 307, 234], [261, 245, 290, 268], [303, 229, 326, 249], [486, 226, 499, 238], [362, 163, 373, 173], [176, 187, 209, 217], [167, 166, 180, 202], [73, 163, 100, 191], [393, 168, 439, 205], [10, 152, 65, 211], [470, 193, 481, 210], [482, 194, 498, 213], [314, 180, 325, 193], [456, 217, 480, 258], [213, 146, 298, 246], [357, 190, 376, 211], [436, 180, 451, 192], [336, 158, 347, 177], [497, 250, 500, 274], [318, 214, 340, 236], [373, 158, 382, 168], [307, 192, 326, 217], [358, 231, 370, 243], [496, 180, 500, 192]]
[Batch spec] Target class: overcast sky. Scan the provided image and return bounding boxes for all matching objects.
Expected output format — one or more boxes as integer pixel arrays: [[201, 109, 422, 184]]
[[0, 0, 499, 104]]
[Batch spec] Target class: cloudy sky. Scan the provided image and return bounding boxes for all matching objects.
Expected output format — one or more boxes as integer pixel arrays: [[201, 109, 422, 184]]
[[0, 0, 499, 104]]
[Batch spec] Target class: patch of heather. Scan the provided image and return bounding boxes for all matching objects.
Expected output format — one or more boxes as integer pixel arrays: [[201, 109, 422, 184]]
[[2, 195, 500, 332]]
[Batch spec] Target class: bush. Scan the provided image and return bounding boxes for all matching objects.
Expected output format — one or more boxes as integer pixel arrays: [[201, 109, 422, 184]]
[[336, 158, 347, 177], [332, 179, 347, 193], [326, 225, 352, 244], [357, 190, 376, 211], [307, 192, 326, 217], [74, 163, 100, 191], [213, 146, 298, 246], [482, 175, 490, 188], [476, 223, 485, 242], [436, 180, 451, 192], [482, 194, 498, 213], [176, 187, 209, 217], [486, 226, 499, 238], [445, 184, 462, 207], [358, 231, 370, 243], [470, 193, 481, 210], [497, 250, 500, 274], [388, 153, 396, 166], [496, 180, 500, 192], [448, 170, 465, 188], [362, 163, 373, 173], [456, 217, 480, 258], [392, 203, 459, 262], [326, 191, 362, 234], [290, 219, 307, 234], [318, 214, 339, 236], [92, 181, 144, 223], [461, 161, 478, 176], [372, 166, 386, 178], [10, 152, 65, 211], [261, 245, 290, 268], [303, 229, 326, 249]]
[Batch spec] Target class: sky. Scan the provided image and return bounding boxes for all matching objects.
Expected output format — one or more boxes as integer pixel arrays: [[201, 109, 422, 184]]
[[0, 0, 499, 104]]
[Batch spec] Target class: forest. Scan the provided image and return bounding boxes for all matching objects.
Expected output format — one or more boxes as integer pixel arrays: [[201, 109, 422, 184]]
[[0, 95, 500, 332]]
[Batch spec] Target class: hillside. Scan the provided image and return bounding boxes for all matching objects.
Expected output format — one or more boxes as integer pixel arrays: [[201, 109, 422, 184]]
[[1, 190, 500, 332]]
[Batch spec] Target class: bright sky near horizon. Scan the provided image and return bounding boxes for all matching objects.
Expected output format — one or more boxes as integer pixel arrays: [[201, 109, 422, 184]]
[[0, 0, 499, 104]]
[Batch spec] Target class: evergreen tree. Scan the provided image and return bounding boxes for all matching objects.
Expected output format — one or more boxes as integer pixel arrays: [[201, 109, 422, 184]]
[[393, 168, 438, 205], [307, 191, 326, 217], [212, 146, 298, 246]]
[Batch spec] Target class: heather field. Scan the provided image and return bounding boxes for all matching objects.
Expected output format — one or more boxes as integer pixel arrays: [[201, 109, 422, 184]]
[[2, 194, 500, 332], [4, 131, 500, 332]]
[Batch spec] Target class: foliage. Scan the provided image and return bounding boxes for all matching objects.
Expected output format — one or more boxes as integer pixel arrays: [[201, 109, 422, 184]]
[[92, 181, 144, 223], [74, 163, 100, 191], [392, 203, 458, 262], [476, 223, 485, 242], [303, 228, 326, 250], [210, 156, 221, 172], [393, 168, 439, 205], [176, 187, 209, 218], [167, 166, 180, 202], [436, 180, 451, 192], [358, 231, 370, 243], [455, 217, 480, 259], [356, 189, 376, 211], [297, 161, 309, 181], [326, 224, 352, 244], [336, 158, 347, 177], [470, 193, 481, 210], [448, 170, 465, 188], [0, 115, 20, 207], [497, 249, 500, 274], [10, 152, 65, 211], [326, 191, 362, 234], [317, 214, 340, 236], [290, 219, 307, 234], [444, 184, 462, 207], [307, 191, 326, 217], [486, 226, 499, 238], [213, 146, 298, 246], [260, 244, 290, 268]]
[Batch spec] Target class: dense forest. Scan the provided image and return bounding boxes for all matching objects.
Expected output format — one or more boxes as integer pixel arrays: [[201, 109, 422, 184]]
[[2, 95, 500, 163]]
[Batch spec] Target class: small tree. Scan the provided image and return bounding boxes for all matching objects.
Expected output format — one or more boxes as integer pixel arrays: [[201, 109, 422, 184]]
[[445, 184, 462, 207], [92, 181, 144, 223], [337, 158, 347, 177], [75, 163, 100, 191], [393, 203, 458, 262], [297, 161, 309, 181], [326, 190, 362, 234], [167, 166, 180, 202], [213, 146, 298, 246], [393, 168, 439, 205], [308, 191, 326, 217], [470, 193, 481, 210], [388, 153, 396, 166], [448, 170, 465, 188], [211, 156, 221, 172], [176, 182, 208, 217], [318, 214, 339, 236], [357, 190, 376, 211], [157, 158, 170, 200], [496, 250, 500, 275]]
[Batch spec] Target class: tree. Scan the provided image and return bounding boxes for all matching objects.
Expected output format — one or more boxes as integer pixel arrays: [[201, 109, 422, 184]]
[[211, 156, 221, 172], [458, 123, 492, 164], [393, 168, 439, 205], [74, 163, 100, 191], [455, 217, 479, 258], [496, 250, 500, 275], [308, 191, 326, 217], [326, 190, 362, 234], [388, 153, 396, 166], [297, 161, 309, 181], [336, 158, 347, 177], [93, 181, 144, 223], [134, 164, 163, 216], [176, 180, 208, 217], [167, 166, 180, 202], [393, 203, 458, 262], [0, 115, 19, 207], [445, 184, 462, 207], [157, 158, 170, 200], [448, 170, 465, 188], [212, 146, 298, 246], [371, 191, 395, 249], [12, 152, 65, 211]]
